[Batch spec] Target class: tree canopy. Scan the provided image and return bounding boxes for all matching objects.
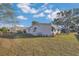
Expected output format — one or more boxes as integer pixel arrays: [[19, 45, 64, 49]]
[[0, 3, 18, 27], [53, 8, 79, 31]]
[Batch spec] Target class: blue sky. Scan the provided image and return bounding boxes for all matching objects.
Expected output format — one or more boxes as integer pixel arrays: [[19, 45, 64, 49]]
[[11, 3, 79, 27]]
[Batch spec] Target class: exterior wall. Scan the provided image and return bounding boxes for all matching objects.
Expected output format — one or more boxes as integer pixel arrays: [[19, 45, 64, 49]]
[[27, 24, 52, 36]]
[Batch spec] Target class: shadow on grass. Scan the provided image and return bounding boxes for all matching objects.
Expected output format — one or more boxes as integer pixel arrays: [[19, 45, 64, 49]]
[[0, 33, 53, 39]]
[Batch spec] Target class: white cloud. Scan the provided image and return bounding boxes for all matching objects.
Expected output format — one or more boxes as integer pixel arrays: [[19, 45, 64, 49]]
[[17, 3, 38, 14], [17, 15, 27, 20], [16, 24, 24, 27], [30, 8, 38, 14], [44, 9, 52, 13], [37, 3, 48, 12], [47, 8, 61, 20], [17, 3, 31, 13], [48, 14, 52, 19], [17, 3, 61, 21], [41, 3, 48, 8], [34, 13, 45, 18]]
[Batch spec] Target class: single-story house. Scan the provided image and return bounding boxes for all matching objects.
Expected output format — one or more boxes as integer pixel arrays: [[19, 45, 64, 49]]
[[27, 22, 61, 36]]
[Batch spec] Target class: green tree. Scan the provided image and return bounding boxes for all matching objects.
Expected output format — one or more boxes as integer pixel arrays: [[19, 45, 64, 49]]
[[0, 3, 18, 27], [53, 8, 79, 31], [0, 27, 8, 32], [32, 21, 39, 25]]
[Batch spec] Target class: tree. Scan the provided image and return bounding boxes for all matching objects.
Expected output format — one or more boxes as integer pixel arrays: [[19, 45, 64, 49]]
[[32, 21, 39, 25], [53, 8, 79, 32], [0, 27, 9, 32], [0, 3, 18, 27]]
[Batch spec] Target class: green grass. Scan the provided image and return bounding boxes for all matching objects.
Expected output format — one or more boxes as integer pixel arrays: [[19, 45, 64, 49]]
[[0, 33, 79, 56]]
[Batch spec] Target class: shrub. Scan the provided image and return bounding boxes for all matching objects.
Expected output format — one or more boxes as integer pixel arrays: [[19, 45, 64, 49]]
[[0, 27, 9, 33]]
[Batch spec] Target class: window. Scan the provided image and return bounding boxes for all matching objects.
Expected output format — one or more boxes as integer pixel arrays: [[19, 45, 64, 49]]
[[33, 27, 37, 32], [51, 28, 53, 31], [51, 27, 55, 32]]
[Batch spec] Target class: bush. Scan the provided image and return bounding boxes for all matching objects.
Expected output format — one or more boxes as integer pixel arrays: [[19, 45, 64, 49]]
[[0, 27, 9, 32]]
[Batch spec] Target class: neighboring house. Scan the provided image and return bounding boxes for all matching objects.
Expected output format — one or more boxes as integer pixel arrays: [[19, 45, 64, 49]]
[[27, 23, 61, 36], [8, 26, 26, 33]]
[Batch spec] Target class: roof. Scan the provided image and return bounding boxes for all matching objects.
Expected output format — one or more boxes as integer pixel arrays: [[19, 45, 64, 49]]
[[32, 22, 58, 28], [32, 22, 51, 26]]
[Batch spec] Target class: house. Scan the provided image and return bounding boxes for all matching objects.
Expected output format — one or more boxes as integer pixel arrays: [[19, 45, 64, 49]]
[[27, 22, 61, 36], [8, 25, 26, 33]]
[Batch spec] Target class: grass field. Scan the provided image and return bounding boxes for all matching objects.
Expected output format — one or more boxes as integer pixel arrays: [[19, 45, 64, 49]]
[[0, 33, 79, 56]]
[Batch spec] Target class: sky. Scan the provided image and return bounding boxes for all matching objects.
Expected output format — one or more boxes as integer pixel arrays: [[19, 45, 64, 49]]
[[7, 3, 79, 27]]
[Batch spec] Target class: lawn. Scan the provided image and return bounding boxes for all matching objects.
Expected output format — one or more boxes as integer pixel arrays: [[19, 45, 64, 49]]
[[0, 33, 79, 56]]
